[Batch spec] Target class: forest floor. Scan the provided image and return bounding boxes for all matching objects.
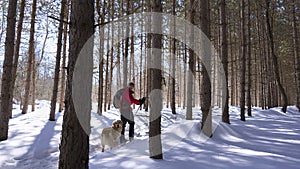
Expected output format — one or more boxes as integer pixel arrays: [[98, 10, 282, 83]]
[[0, 100, 300, 169]]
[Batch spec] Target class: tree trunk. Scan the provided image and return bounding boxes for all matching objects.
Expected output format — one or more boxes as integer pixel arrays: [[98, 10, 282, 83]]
[[59, 1, 70, 112], [265, 0, 288, 113], [230, 28, 235, 106], [239, 0, 246, 121], [183, 45, 187, 109], [58, 0, 94, 168], [50, 0, 67, 121], [31, 53, 36, 112], [220, 0, 230, 123], [123, 1, 130, 88], [0, 0, 18, 141], [170, 0, 176, 115], [22, 0, 37, 115], [200, 0, 212, 137], [145, 0, 152, 112], [186, 0, 196, 120], [246, 0, 252, 116], [292, 0, 300, 111], [139, 0, 144, 103], [9, 0, 26, 117], [149, 0, 163, 160], [104, 2, 111, 112], [96, 0, 106, 116], [108, 0, 115, 110]]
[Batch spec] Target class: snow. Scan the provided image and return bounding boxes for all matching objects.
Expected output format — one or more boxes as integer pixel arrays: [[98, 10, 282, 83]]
[[1, 100, 300, 169]]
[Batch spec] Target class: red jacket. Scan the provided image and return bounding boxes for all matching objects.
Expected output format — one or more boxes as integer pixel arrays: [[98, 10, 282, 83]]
[[120, 87, 141, 110]]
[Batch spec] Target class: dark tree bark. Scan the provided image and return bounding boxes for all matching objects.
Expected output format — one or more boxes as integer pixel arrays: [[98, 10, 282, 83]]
[[246, 0, 252, 116], [240, 0, 246, 121], [220, 0, 230, 123], [32, 52, 36, 112], [9, 0, 26, 117], [0, 0, 18, 141], [96, 0, 106, 115], [103, 2, 110, 112], [50, 0, 67, 121], [149, 0, 163, 160], [200, 0, 212, 137], [145, 0, 152, 112], [170, 0, 176, 115], [22, 0, 37, 115], [108, 0, 115, 110], [291, 0, 300, 111], [123, 0, 130, 88], [186, 0, 196, 120], [59, 0, 70, 112], [265, 0, 288, 113], [58, 0, 94, 168]]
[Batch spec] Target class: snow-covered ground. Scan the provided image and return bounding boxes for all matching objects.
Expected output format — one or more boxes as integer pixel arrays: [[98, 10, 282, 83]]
[[0, 100, 300, 169]]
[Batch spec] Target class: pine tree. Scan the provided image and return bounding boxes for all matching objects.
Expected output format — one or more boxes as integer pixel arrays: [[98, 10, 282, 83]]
[[265, 0, 288, 113], [21, 0, 37, 114], [50, 0, 68, 121], [149, 0, 163, 160], [58, 0, 94, 168], [240, 0, 246, 121], [200, 0, 212, 137], [0, 0, 18, 141], [220, 0, 230, 123], [291, 0, 300, 111]]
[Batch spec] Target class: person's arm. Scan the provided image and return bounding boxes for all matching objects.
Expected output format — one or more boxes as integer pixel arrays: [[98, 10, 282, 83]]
[[129, 92, 141, 105]]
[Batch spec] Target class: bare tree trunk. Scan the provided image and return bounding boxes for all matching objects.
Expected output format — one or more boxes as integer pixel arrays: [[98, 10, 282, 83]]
[[200, 0, 212, 137], [108, 0, 115, 110], [130, 1, 135, 111], [166, 75, 170, 108], [292, 0, 300, 111], [234, 29, 239, 106], [229, 30, 235, 106], [255, 3, 265, 109], [149, 0, 163, 159], [170, 0, 176, 114], [96, 0, 106, 115], [123, 0, 130, 88], [183, 45, 187, 109], [31, 53, 36, 112], [58, 0, 94, 168], [186, 0, 196, 120], [220, 0, 230, 123], [246, 0, 252, 116], [59, 1, 70, 112], [265, 0, 288, 113], [145, 0, 152, 112], [0, 0, 17, 141], [22, 0, 37, 115], [139, 0, 144, 103], [9, 0, 26, 117], [50, 0, 67, 121], [239, 0, 246, 121], [104, 2, 111, 112]]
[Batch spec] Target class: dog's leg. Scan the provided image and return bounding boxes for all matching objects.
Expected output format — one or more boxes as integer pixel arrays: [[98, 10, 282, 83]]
[[101, 145, 105, 152]]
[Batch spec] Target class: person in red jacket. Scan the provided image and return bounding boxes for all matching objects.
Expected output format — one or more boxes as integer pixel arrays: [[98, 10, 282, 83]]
[[120, 82, 145, 143]]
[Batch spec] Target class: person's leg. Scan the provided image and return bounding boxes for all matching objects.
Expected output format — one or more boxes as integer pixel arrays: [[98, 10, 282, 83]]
[[120, 115, 127, 143], [120, 115, 127, 135], [128, 120, 135, 141]]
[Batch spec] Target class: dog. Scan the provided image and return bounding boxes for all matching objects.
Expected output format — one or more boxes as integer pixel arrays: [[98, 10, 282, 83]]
[[101, 119, 123, 152]]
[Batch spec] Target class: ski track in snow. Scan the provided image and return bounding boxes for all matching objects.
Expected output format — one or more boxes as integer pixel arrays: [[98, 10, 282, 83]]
[[0, 101, 300, 169]]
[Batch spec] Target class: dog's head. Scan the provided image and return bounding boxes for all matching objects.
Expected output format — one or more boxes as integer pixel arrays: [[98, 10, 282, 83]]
[[112, 120, 123, 131]]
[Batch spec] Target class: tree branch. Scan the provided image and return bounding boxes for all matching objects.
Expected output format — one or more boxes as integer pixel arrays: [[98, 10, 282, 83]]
[[48, 15, 69, 24]]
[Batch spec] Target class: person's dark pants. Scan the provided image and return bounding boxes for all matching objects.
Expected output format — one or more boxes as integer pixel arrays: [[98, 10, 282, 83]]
[[121, 115, 135, 138]]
